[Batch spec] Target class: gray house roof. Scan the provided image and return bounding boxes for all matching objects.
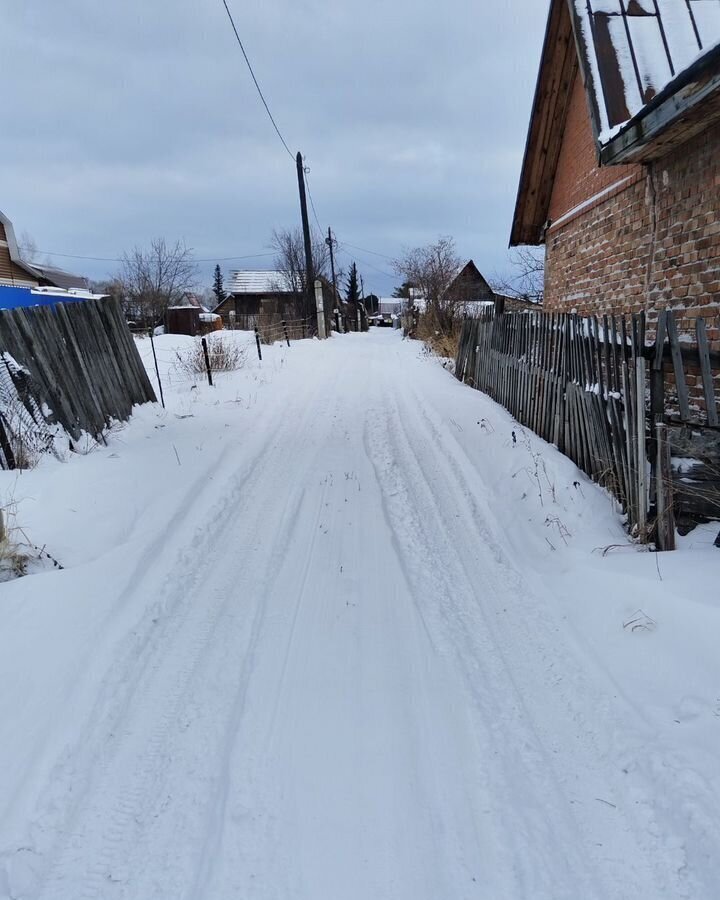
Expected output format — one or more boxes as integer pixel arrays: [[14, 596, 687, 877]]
[[228, 270, 299, 294], [30, 264, 89, 290]]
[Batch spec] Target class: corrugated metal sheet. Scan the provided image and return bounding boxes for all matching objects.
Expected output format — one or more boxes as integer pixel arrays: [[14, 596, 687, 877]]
[[574, 0, 720, 139], [31, 264, 89, 290]]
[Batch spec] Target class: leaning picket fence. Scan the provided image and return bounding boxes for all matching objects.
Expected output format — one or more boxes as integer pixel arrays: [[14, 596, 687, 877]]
[[0, 296, 156, 469], [455, 307, 720, 549]]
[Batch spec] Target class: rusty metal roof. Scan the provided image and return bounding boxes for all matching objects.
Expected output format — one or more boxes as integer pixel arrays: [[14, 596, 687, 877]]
[[573, 0, 720, 140]]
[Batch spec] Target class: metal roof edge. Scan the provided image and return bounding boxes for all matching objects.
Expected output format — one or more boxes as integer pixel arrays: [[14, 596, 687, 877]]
[[0, 209, 42, 281], [599, 41, 720, 165]]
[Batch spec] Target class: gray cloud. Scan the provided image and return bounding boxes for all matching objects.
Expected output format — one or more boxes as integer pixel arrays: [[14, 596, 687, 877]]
[[3, 0, 548, 295]]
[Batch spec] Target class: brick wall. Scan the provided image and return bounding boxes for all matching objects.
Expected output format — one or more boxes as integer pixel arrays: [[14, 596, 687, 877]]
[[543, 79, 720, 420], [544, 86, 720, 354], [548, 73, 641, 225]]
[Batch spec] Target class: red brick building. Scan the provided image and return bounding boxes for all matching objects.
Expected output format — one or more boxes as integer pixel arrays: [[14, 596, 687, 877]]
[[511, 0, 720, 351]]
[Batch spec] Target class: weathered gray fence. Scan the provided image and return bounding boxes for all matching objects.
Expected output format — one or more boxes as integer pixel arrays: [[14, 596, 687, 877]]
[[0, 296, 156, 468], [456, 308, 720, 548]]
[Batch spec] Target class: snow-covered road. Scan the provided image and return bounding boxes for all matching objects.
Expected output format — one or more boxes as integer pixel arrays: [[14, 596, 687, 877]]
[[1, 329, 719, 899]]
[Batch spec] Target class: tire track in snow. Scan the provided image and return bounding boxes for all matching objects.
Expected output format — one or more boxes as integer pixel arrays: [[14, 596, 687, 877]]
[[363, 383, 689, 899], [402, 372, 716, 897], [21, 368, 332, 900]]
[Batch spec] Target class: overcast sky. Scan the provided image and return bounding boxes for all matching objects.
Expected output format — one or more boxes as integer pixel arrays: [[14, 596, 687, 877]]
[[4, 0, 548, 296]]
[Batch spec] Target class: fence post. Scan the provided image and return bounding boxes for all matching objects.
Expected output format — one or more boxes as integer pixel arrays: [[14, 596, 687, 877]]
[[655, 418, 676, 551], [635, 355, 648, 541], [149, 330, 165, 409], [229, 309, 236, 331], [254, 326, 263, 361], [201, 337, 213, 386], [282, 320, 290, 347], [0, 414, 16, 470], [302, 320, 307, 340], [315, 279, 327, 339], [334, 309, 340, 333]]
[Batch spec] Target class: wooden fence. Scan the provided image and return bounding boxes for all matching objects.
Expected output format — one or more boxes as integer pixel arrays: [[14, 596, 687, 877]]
[[0, 296, 156, 469], [456, 308, 720, 548]]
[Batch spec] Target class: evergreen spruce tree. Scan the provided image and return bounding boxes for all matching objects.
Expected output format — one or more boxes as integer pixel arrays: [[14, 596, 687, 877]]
[[345, 262, 360, 305], [212, 264, 225, 307], [392, 280, 414, 299]]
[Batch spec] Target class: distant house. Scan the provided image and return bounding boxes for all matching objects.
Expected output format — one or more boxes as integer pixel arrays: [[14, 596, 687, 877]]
[[214, 270, 299, 325], [444, 260, 494, 306], [511, 0, 720, 346], [0, 210, 42, 288], [441, 260, 535, 314], [378, 298, 403, 317], [1, 208, 96, 297], [214, 269, 337, 329]]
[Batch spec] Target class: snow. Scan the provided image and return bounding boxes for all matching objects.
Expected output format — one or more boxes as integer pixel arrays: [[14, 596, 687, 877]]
[[30, 287, 107, 301], [0, 329, 718, 899], [227, 270, 297, 294], [575, 0, 720, 142]]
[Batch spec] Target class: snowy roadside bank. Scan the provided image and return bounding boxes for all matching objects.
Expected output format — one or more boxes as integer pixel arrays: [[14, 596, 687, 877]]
[[0, 328, 718, 899]]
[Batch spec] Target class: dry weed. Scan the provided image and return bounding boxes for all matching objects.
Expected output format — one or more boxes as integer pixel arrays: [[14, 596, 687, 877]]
[[174, 336, 247, 377]]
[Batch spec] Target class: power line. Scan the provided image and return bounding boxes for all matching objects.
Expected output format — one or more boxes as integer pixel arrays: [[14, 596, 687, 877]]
[[303, 166, 324, 233], [336, 244, 395, 280], [220, 0, 294, 160], [340, 241, 395, 262], [18, 247, 277, 264]]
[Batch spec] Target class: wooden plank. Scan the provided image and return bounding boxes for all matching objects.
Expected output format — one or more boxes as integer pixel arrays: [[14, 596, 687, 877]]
[[610, 315, 621, 394], [622, 357, 637, 527], [52, 303, 107, 437], [655, 419, 676, 551], [602, 316, 611, 397], [594, 316, 604, 398], [696, 317, 718, 427], [98, 298, 142, 403], [67, 301, 119, 428], [14, 307, 81, 439], [665, 311, 691, 422], [635, 356, 648, 540], [653, 310, 667, 371], [608, 395, 630, 511], [102, 297, 151, 408], [87, 298, 132, 419]]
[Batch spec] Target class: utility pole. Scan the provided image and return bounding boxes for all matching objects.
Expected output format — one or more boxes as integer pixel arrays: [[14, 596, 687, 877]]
[[296, 152, 314, 322], [326, 227, 340, 312], [359, 274, 367, 331]]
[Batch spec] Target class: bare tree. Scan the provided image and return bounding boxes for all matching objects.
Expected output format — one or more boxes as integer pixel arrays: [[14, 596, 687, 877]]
[[18, 231, 39, 264], [270, 227, 330, 314], [118, 238, 198, 326], [392, 236, 462, 334], [491, 247, 544, 305]]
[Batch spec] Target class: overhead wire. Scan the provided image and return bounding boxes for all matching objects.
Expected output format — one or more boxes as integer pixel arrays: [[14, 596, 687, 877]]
[[336, 244, 395, 280], [340, 241, 394, 262], [220, 0, 295, 160], [28, 7, 393, 283], [220, 0, 332, 260], [18, 248, 277, 264], [303, 167, 324, 234]]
